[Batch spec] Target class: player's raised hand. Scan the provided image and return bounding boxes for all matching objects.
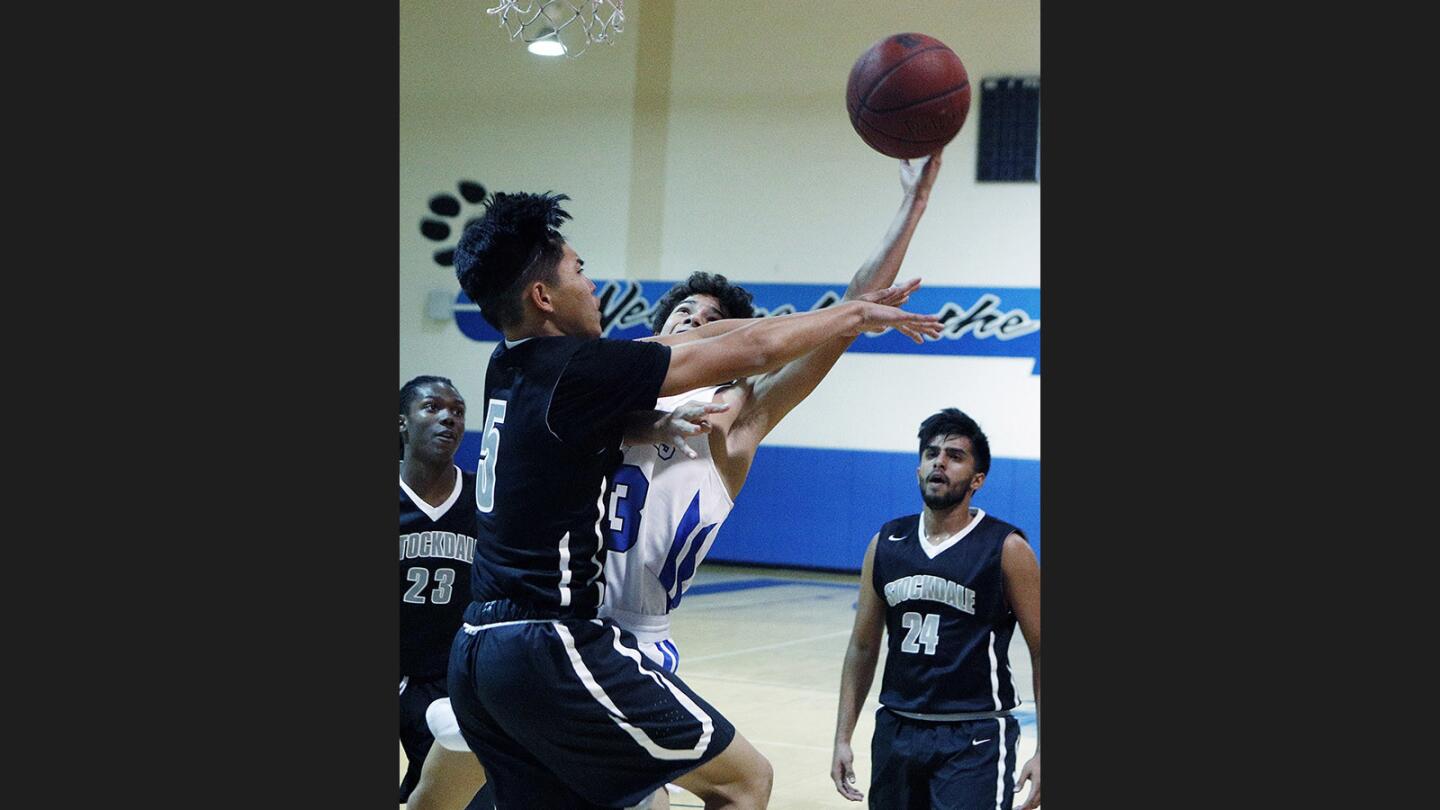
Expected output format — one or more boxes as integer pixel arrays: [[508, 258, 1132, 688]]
[[851, 301, 943, 344], [900, 149, 944, 202], [858, 277, 923, 308], [830, 740, 864, 802], [1014, 753, 1040, 809], [662, 401, 730, 459]]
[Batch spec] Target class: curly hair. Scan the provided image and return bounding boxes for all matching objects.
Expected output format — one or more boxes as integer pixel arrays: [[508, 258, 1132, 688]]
[[453, 191, 572, 330], [649, 271, 757, 334], [917, 408, 991, 475]]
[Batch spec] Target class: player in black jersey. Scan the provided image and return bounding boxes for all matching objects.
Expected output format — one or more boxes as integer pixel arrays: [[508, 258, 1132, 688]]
[[399, 376, 493, 810], [445, 190, 942, 809], [831, 409, 1041, 810]]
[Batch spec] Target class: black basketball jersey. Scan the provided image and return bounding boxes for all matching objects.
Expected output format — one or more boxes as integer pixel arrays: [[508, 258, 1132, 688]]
[[469, 335, 670, 617], [400, 468, 478, 679], [871, 509, 1024, 714]]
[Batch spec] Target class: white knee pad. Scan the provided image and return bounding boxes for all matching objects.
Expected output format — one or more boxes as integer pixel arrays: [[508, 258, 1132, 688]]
[[424, 697, 472, 752]]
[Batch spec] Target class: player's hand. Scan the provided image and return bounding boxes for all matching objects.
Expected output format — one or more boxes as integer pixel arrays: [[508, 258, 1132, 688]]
[[900, 149, 944, 202], [1014, 752, 1040, 809], [661, 401, 730, 458], [857, 278, 922, 308], [830, 740, 864, 801], [850, 301, 943, 344]]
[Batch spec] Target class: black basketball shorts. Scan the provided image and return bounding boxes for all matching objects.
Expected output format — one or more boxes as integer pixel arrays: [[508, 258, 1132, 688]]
[[868, 707, 1021, 810], [447, 610, 736, 809]]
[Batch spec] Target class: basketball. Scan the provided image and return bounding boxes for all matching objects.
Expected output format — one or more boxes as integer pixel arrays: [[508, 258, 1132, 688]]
[[846, 33, 971, 160]]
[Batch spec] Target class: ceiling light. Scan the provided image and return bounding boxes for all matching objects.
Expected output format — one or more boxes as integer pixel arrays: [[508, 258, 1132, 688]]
[[527, 36, 564, 57]]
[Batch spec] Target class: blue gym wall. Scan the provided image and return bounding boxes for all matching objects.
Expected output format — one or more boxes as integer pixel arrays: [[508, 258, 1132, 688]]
[[458, 437, 1039, 572]]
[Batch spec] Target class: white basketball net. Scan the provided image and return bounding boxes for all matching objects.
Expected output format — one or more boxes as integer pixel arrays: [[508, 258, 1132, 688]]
[[486, 1, 625, 58]]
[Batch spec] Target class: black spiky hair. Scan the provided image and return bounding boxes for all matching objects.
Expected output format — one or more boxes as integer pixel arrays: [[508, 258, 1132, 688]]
[[453, 192, 573, 313]]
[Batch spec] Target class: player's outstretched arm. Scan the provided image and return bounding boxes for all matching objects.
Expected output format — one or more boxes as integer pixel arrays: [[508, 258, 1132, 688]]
[[842, 151, 943, 302], [725, 153, 944, 458], [1003, 532, 1041, 810], [635, 317, 752, 346], [660, 301, 940, 397], [832, 534, 886, 802]]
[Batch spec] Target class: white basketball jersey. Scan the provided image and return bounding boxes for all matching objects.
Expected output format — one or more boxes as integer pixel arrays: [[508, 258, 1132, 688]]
[[600, 386, 734, 642]]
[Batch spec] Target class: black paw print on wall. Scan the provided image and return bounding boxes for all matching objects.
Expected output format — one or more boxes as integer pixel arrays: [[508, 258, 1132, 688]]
[[420, 180, 487, 267]]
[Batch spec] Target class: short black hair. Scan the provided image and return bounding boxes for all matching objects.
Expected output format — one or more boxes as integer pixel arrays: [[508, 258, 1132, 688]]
[[400, 375, 458, 458], [453, 191, 572, 330], [650, 271, 756, 334], [917, 408, 991, 475]]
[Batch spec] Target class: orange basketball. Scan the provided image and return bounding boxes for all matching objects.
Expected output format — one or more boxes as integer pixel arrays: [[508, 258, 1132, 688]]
[[846, 33, 971, 159]]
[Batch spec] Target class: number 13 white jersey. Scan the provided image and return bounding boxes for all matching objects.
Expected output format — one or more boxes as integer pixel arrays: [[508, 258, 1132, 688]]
[[600, 386, 734, 642]]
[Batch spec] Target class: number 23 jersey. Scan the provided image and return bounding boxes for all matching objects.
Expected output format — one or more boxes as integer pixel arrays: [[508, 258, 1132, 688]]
[[399, 468, 477, 680]]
